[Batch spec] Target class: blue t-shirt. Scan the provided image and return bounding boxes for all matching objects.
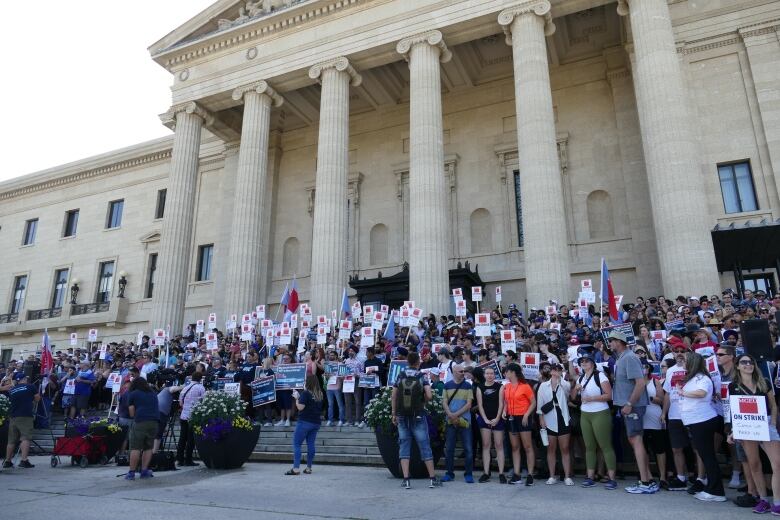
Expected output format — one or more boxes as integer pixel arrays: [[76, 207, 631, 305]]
[[9, 384, 38, 417], [127, 389, 160, 423], [443, 379, 473, 421], [75, 369, 95, 396], [297, 390, 322, 425]]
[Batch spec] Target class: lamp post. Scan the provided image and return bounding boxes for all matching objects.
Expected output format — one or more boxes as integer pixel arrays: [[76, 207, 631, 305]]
[[118, 271, 128, 298], [70, 278, 80, 305]]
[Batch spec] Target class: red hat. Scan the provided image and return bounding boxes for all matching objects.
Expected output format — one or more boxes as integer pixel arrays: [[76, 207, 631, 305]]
[[569, 338, 579, 346], [667, 336, 687, 350]]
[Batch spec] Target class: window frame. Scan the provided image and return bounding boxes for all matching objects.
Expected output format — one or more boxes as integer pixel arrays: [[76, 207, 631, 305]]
[[62, 209, 79, 238], [196, 244, 214, 282], [145, 253, 158, 299], [51, 268, 70, 309], [106, 199, 124, 229], [96, 261, 115, 303], [155, 189, 167, 220], [717, 160, 758, 214], [10, 274, 28, 314], [22, 218, 38, 246]]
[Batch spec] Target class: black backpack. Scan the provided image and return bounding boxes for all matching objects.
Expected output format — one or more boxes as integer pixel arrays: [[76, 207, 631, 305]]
[[395, 373, 425, 416]]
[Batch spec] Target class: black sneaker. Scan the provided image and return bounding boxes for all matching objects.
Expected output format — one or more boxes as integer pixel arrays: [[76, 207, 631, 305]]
[[738, 484, 748, 493], [733, 493, 759, 508], [687, 479, 705, 495], [479, 473, 491, 483], [499, 474, 508, 484], [667, 477, 687, 491], [402, 478, 411, 490], [659, 480, 669, 490], [18, 460, 34, 469], [429, 477, 442, 488], [525, 475, 535, 487], [509, 474, 523, 485], [2, 461, 13, 469]]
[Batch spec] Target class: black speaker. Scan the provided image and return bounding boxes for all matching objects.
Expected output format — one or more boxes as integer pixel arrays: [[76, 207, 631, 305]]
[[742, 319, 774, 362]]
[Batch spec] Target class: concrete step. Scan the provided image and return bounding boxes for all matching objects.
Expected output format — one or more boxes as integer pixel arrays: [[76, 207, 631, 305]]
[[255, 444, 381, 456], [250, 451, 383, 465]]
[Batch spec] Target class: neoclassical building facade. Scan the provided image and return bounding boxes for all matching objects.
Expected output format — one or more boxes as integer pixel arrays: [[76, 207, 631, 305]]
[[1, 0, 779, 358]]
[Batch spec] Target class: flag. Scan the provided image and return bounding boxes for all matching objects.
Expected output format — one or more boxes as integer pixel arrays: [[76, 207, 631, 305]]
[[284, 277, 300, 322], [279, 282, 290, 311], [340, 288, 351, 318], [600, 258, 619, 323], [383, 313, 395, 341], [40, 328, 53, 376]]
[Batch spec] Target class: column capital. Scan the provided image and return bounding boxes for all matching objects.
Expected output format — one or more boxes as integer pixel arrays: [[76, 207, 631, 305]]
[[498, 1, 555, 44], [159, 101, 214, 130], [308, 57, 362, 87], [396, 30, 452, 63], [232, 80, 284, 107]]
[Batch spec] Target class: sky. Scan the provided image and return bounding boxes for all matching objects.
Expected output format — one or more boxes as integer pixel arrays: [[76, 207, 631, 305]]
[[0, 0, 217, 182]]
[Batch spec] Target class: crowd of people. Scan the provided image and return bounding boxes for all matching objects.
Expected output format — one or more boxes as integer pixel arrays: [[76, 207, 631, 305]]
[[0, 287, 779, 509]]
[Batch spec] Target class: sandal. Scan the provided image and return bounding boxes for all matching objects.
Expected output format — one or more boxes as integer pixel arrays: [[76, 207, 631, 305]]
[[285, 469, 300, 476], [303, 468, 312, 474]]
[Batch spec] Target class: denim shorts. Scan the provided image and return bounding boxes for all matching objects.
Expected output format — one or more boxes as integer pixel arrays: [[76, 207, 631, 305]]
[[622, 406, 645, 438], [397, 415, 433, 461]]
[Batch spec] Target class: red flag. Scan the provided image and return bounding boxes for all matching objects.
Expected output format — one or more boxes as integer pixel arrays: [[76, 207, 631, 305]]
[[40, 329, 53, 376]]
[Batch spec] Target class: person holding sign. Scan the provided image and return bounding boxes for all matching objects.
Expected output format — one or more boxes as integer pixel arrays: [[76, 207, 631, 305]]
[[476, 365, 505, 483], [676, 353, 725, 502], [728, 354, 780, 513], [285, 375, 324, 476], [502, 363, 536, 485]]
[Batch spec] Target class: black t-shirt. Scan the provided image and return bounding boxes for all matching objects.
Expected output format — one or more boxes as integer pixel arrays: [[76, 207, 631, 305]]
[[9, 383, 38, 417], [479, 382, 501, 419], [235, 363, 258, 385], [297, 390, 322, 425]]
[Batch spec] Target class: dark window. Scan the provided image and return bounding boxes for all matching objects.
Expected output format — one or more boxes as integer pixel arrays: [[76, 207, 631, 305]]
[[146, 253, 158, 298], [96, 261, 114, 303], [63, 210, 79, 237], [718, 161, 758, 214], [22, 219, 38, 245], [51, 268, 69, 308], [10, 275, 27, 313], [513, 171, 524, 247], [106, 200, 124, 229], [155, 189, 167, 220], [197, 245, 213, 282]]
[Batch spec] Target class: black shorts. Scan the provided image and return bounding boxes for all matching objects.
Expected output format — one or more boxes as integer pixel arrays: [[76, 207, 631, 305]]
[[667, 419, 690, 449], [75, 394, 90, 410], [643, 428, 670, 455], [508, 415, 534, 433], [547, 408, 571, 436]]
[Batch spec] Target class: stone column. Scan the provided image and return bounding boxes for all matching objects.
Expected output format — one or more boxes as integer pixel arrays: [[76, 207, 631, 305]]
[[617, 0, 720, 295], [308, 58, 361, 314], [397, 31, 452, 316], [499, 1, 570, 307], [152, 102, 212, 333], [223, 81, 283, 317]]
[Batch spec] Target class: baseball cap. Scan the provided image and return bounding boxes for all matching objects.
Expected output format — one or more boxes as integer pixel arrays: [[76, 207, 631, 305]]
[[606, 330, 628, 344], [13, 372, 27, 381]]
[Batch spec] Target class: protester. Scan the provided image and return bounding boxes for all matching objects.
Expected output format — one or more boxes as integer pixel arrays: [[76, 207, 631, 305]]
[[125, 376, 159, 480], [177, 372, 205, 467], [286, 375, 323, 475], [476, 365, 505, 483], [442, 363, 474, 483], [642, 362, 668, 488], [0, 373, 40, 469], [502, 363, 536, 485], [537, 363, 573, 485]]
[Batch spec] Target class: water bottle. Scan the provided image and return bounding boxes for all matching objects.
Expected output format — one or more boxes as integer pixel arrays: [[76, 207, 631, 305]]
[[540, 428, 549, 446]]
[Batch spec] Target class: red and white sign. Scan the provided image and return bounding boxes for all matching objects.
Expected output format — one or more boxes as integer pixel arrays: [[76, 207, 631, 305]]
[[730, 396, 769, 441], [301, 318, 311, 330], [240, 323, 253, 341], [242, 313, 251, 324], [475, 313, 491, 336], [361, 326, 374, 347], [372, 311, 384, 330], [495, 286, 502, 303], [409, 308, 423, 327], [581, 279, 592, 290], [339, 320, 352, 340], [208, 313, 217, 329], [471, 286, 483, 302], [404, 300, 415, 308], [545, 305, 557, 316], [261, 319, 272, 330], [380, 304, 389, 314], [70, 332, 78, 346], [206, 332, 218, 350], [256, 305, 266, 319], [455, 299, 467, 317], [88, 329, 98, 342], [501, 329, 515, 352], [196, 320, 205, 334], [521, 352, 540, 380], [363, 306, 374, 321], [452, 288, 463, 299], [280, 323, 292, 345]]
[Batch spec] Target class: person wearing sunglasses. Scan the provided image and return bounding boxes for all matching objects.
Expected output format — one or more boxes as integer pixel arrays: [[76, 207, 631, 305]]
[[727, 354, 780, 514], [661, 343, 695, 491]]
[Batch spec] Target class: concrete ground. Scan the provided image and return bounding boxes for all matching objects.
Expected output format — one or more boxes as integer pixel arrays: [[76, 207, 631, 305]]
[[0, 456, 755, 520]]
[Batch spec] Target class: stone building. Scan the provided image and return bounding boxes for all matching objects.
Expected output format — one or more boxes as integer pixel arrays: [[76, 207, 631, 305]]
[[1, 0, 779, 358]]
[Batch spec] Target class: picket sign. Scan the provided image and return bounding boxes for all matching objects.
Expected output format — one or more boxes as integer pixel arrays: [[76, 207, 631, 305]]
[[475, 313, 491, 337], [495, 286, 502, 303], [471, 286, 483, 302], [500, 329, 515, 352]]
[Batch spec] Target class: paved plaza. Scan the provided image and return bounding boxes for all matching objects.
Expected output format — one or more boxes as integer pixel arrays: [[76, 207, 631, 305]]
[[0, 456, 753, 520]]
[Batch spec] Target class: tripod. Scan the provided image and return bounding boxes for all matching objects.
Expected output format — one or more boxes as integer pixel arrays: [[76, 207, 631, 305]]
[[161, 408, 179, 452]]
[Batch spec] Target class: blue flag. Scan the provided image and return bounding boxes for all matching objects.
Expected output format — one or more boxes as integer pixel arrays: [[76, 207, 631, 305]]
[[383, 314, 395, 340]]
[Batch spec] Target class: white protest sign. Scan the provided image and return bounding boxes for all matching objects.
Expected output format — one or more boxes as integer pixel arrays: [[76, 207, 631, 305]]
[[88, 329, 98, 342], [372, 311, 384, 330], [228, 315, 238, 330], [251, 311, 258, 324], [339, 320, 352, 340], [545, 305, 557, 316], [196, 320, 205, 334], [730, 395, 770, 441], [256, 305, 266, 319], [500, 329, 516, 352], [579, 291, 596, 304], [475, 313, 491, 337], [399, 308, 410, 327], [224, 383, 241, 396], [361, 326, 374, 348], [342, 375, 356, 394], [404, 300, 415, 308], [300, 330, 310, 350], [331, 310, 338, 329], [280, 323, 292, 345], [495, 286, 502, 303], [301, 318, 311, 330], [261, 319, 272, 331], [70, 333, 78, 346], [206, 332, 218, 351], [521, 352, 540, 380], [208, 313, 217, 330], [581, 279, 592, 291], [316, 327, 327, 345], [99, 344, 107, 360], [408, 308, 423, 327], [721, 383, 731, 423], [380, 304, 389, 314], [352, 302, 362, 318], [240, 323, 253, 341], [291, 314, 298, 329], [432, 343, 447, 354], [153, 329, 165, 345], [471, 286, 483, 302], [63, 378, 76, 395], [455, 299, 467, 317], [363, 306, 374, 324], [452, 288, 463, 299], [242, 313, 251, 325]]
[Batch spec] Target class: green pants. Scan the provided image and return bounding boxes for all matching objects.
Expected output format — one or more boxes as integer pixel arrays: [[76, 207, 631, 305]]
[[580, 409, 616, 471]]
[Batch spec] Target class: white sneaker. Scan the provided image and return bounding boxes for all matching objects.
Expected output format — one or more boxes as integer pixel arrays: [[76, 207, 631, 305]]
[[694, 491, 727, 502], [263, 422, 272, 427], [564, 478, 575, 486], [284, 419, 291, 427], [728, 476, 742, 489], [274, 420, 284, 426], [325, 421, 332, 427], [337, 421, 344, 427], [358, 421, 366, 429], [546, 477, 558, 485]]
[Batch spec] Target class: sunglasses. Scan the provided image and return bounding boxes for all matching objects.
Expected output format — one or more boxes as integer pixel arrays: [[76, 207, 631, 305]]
[[716, 353, 730, 357], [739, 359, 755, 366], [636, 350, 646, 355]]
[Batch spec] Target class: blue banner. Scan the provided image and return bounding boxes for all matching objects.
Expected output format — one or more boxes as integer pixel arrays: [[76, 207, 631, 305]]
[[387, 360, 408, 387], [251, 375, 276, 407], [274, 363, 306, 390]]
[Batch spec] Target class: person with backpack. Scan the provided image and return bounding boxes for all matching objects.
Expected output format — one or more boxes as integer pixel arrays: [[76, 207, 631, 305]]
[[572, 354, 617, 489], [442, 363, 474, 483], [391, 352, 442, 490]]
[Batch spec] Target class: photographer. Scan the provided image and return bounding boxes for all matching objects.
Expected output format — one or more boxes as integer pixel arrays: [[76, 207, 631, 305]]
[[125, 376, 159, 480], [1, 373, 40, 469], [177, 372, 205, 466]]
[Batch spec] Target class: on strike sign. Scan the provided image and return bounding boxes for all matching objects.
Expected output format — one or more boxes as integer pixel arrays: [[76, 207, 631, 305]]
[[474, 313, 491, 336], [730, 395, 770, 441], [500, 329, 515, 352]]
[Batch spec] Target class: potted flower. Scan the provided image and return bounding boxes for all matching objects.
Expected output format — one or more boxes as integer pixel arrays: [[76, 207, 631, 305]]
[[364, 387, 445, 478], [62, 416, 124, 464], [190, 391, 259, 469], [0, 394, 9, 457]]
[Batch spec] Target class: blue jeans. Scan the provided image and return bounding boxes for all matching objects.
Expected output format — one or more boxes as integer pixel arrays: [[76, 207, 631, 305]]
[[327, 389, 345, 422], [362, 387, 379, 410], [445, 423, 473, 476], [397, 415, 433, 461], [293, 420, 320, 469]]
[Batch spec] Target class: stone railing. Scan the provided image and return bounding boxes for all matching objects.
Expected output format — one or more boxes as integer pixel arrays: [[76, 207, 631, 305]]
[[0, 312, 18, 324], [26, 308, 62, 321], [71, 302, 110, 316]]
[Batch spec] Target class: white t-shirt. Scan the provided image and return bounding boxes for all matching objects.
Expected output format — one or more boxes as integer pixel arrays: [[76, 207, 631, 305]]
[[680, 374, 716, 426], [644, 380, 663, 430], [579, 371, 610, 413], [438, 361, 454, 384], [662, 364, 687, 420]]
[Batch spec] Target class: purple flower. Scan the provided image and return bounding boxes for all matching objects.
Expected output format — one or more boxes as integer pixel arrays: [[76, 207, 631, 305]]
[[201, 418, 234, 442]]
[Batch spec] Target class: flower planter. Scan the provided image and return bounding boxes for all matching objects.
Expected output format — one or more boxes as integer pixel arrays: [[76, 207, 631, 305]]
[[0, 420, 8, 456], [195, 424, 260, 469], [375, 421, 442, 479]]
